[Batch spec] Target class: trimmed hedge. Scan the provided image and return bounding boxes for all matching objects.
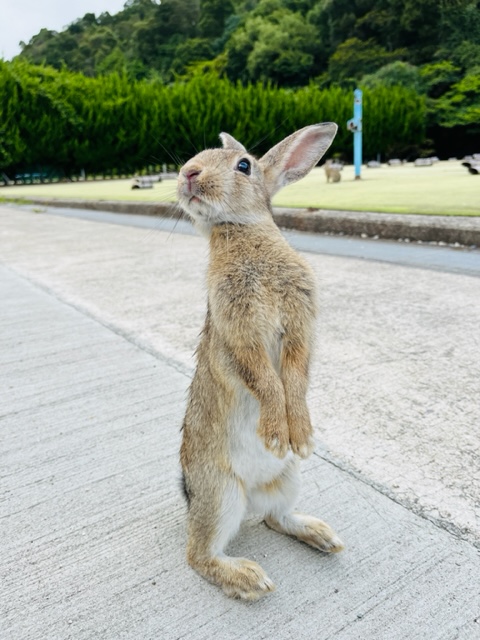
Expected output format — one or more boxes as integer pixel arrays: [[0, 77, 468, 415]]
[[0, 60, 426, 176]]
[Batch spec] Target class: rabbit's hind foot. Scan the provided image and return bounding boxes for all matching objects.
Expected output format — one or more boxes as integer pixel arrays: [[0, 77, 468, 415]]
[[190, 555, 275, 600], [265, 513, 344, 554]]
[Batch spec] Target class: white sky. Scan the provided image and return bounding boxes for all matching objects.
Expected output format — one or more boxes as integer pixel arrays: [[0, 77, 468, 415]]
[[0, 1, 130, 60]]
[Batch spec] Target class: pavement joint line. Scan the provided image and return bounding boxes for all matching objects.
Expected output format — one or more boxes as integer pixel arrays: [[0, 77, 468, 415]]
[[0, 261, 194, 380], [313, 448, 480, 551]]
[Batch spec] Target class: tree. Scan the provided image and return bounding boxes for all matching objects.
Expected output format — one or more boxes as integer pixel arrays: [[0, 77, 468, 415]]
[[435, 71, 480, 128], [307, 0, 358, 50], [361, 62, 425, 93], [449, 41, 480, 72], [135, 0, 200, 78], [437, 1, 480, 55], [225, 7, 320, 85], [198, 0, 234, 39], [420, 61, 462, 99], [96, 47, 128, 76], [171, 38, 215, 75], [387, 0, 441, 62], [0, 62, 26, 171], [328, 38, 406, 82]]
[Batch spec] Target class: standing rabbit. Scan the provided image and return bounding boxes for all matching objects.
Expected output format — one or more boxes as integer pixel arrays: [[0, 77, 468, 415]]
[[177, 123, 344, 600], [324, 158, 342, 183]]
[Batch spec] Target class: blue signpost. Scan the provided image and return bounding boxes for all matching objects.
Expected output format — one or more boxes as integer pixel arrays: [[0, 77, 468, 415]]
[[347, 88, 363, 180]]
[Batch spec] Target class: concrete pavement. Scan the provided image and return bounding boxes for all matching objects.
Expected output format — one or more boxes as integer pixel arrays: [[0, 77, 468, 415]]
[[1, 204, 479, 544], [1, 205, 480, 639]]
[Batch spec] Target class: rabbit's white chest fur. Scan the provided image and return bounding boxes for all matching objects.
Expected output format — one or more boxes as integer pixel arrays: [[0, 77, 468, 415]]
[[228, 333, 293, 488], [228, 386, 294, 488]]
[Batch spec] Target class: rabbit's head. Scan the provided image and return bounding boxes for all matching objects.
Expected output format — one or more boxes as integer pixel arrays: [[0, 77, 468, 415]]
[[177, 123, 337, 235]]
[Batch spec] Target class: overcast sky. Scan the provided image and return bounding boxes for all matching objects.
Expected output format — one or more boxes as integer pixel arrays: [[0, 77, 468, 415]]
[[1, 1, 129, 60]]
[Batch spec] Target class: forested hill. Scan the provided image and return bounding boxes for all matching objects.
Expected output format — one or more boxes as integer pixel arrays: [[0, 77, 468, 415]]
[[16, 0, 480, 89], [3, 0, 479, 172]]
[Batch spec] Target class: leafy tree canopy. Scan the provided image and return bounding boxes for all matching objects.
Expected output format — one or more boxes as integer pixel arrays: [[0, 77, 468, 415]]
[[13, 0, 480, 90], [225, 6, 320, 85], [6, 0, 480, 159], [361, 62, 425, 94], [435, 70, 480, 127]]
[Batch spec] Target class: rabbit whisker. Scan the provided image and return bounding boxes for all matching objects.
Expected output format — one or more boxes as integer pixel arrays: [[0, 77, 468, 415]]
[[248, 117, 290, 154]]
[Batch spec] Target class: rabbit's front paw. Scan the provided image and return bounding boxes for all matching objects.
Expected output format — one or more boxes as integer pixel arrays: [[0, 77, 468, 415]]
[[289, 415, 314, 459], [258, 418, 289, 458], [290, 435, 314, 459]]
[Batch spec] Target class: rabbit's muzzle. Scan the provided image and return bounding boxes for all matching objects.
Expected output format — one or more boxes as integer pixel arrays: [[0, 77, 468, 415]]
[[178, 166, 204, 204], [185, 168, 201, 189]]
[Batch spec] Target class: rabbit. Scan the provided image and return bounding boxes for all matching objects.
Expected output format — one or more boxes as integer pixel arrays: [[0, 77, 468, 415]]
[[324, 158, 342, 183], [177, 123, 344, 600]]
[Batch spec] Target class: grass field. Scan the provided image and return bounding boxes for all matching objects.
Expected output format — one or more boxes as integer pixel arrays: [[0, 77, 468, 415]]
[[1, 161, 479, 216]]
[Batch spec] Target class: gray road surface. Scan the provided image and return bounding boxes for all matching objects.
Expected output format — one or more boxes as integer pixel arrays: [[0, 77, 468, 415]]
[[19, 202, 480, 276], [1, 205, 479, 639]]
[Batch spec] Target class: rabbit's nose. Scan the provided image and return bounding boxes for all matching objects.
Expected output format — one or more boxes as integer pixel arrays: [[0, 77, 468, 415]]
[[185, 168, 201, 185]]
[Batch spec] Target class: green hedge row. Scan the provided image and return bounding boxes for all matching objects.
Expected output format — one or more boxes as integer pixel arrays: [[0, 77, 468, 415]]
[[0, 60, 426, 176]]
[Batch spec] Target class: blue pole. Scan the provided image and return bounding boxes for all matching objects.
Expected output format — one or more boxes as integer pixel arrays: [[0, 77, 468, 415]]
[[347, 89, 363, 180], [353, 89, 362, 180]]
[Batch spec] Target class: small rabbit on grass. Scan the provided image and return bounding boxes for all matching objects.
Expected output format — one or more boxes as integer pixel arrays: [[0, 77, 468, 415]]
[[177, 124, 344, 600], [324, 158, 342, 183]]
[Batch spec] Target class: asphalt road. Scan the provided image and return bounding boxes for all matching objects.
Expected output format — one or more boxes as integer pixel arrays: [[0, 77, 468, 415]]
[[20, 203, 480, 277]]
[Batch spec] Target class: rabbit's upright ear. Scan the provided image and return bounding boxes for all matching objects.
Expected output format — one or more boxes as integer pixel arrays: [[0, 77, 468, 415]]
[[219, 132, 247, 152], [260, 123, 337, 196]]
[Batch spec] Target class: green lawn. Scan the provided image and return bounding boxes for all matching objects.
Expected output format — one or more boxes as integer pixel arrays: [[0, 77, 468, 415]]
[[1, 161, 479, 216]]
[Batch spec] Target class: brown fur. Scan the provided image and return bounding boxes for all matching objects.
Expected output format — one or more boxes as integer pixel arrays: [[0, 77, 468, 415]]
[[177, 124, 343, 600]]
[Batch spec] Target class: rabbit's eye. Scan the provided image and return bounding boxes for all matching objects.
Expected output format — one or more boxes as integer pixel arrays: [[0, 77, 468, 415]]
[[236, 158, 251, 175]]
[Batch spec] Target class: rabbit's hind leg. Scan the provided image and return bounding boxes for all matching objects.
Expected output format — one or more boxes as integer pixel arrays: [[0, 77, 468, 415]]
[[251, 457, 344, 554], [266, 512, 344, 553], [186, 475, 275, 600]]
